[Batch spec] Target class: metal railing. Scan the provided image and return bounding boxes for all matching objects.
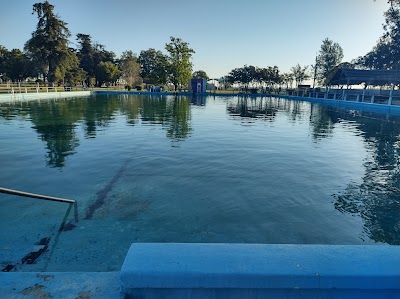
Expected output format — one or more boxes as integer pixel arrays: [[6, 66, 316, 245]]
[[0, 187, 78, 222]]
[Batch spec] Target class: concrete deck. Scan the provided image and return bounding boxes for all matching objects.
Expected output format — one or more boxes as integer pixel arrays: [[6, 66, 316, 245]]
[[0, 272, 122, 299], [0, 91, 91, 103]]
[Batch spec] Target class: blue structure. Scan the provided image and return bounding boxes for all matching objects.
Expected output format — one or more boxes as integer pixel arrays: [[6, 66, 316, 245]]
[[1, 245, 400, 298], [189, 78, 207, 94], [120, 243, 400, 299]]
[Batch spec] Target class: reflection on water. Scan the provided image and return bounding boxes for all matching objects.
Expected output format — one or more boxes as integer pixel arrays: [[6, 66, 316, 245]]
[[227, 96, 278, 120], [225, 96, 400, 244], [0, 95, 192, 168], [330, 111, 400, 244], [191, 96, 206, 106]]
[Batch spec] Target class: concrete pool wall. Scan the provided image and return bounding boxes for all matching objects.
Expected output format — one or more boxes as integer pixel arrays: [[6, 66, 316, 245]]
[[0, 90, 91, 103], [1, 243, 400, 298]]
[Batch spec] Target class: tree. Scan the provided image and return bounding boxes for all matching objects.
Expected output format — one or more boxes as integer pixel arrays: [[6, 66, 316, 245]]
[[55, 48, 86, 86], [0, 45, 8, 81], [192, 70, 209, 80], [316, 38, 344, 85], [360, 4, 400, 69], [291, 64, 310, 87], [256, 66, 281, 87], [281, 73, 294, 89], [25, 1, 71, 84], [228, 65, 257, 87], [138, 48, 168, 85], [95, 61, 121, 86], [76, 33, 116, 86], [3, 49, 33, 82], [119, 50, 141, 86], [76, 33, 95, 84], [374, 0, 400, 7], [165, 37, 195, 91]]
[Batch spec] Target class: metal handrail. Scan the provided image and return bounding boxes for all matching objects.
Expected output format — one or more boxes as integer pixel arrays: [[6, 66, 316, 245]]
[[0, 187, 78, 222], [0, 187, 74, 203]]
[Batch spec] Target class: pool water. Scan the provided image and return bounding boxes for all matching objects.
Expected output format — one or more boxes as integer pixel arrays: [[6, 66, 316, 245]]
[[1, 94, 400, 271]]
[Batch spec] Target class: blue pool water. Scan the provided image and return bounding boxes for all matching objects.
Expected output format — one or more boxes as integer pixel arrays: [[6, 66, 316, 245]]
[[1, 94, 399, 271]]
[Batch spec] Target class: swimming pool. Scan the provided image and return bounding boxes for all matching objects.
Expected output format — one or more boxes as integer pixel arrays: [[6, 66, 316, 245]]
[[1, 94, 399, 271]]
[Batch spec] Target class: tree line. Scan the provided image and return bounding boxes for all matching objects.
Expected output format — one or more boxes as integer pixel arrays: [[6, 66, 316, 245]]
[[0, 0, 398, 90]]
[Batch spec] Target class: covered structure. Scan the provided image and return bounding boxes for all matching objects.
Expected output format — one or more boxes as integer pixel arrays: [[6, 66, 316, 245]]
[[327, 68, 400, 86]]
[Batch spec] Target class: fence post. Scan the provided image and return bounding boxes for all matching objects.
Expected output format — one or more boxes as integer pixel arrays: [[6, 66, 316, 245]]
[[371, 95, 375, 103]]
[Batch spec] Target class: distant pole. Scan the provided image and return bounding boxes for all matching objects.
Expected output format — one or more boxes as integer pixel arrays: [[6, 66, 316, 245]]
[[312, 53, 318, 89]]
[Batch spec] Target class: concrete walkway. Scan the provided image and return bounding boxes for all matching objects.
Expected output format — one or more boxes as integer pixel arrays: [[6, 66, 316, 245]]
[[0, 272, 122, 299]]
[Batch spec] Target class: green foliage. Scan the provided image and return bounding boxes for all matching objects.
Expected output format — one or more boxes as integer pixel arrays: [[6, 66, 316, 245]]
[[0, 45, 8, 80], [227, 65, 257, 86], [135, 85, 142, 91], [119, 50, 141, 86], [138, 48, 168, 85], [1, 48, 34, 81], [256, 66, 281, 85], [359, 4, 400, 70], [165, 37, 195, 91], [316, 38, 344, 85], [226, 65, 282, 88], [95, 61, 121, 86], [125, 84, 132, 91], [25, 1, 71, 84], [76, 33, 116, 86], [55, 48, 86, 85], [192, 70, 209, 80], [290, 64, 310, 87], [281, 73, 294, 88]]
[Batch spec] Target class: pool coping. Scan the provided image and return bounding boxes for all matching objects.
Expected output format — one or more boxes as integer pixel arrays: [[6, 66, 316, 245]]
[[2, 243, 400, 299]]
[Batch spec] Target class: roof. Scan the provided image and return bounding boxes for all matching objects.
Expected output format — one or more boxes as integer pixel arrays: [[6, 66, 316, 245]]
[[327, 68, 400, 86]]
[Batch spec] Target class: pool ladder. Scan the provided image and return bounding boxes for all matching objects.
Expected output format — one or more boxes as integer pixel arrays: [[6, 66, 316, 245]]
[[0, 187, 78, 222]]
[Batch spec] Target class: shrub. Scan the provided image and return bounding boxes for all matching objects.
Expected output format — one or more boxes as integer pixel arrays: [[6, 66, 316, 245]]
[[250, 88, 258, 94], [125, 84, 132, 91], [135, 85, 142, 91]]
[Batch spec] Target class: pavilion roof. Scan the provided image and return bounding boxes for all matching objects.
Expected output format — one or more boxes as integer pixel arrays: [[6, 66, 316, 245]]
[[327, 68, 400, 86]]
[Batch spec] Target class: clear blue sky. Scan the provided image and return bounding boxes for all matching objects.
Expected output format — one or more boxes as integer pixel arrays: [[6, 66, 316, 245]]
[[0, 0, 390, 78]]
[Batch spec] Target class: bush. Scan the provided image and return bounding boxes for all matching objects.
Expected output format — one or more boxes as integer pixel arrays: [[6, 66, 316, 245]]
[[250, 88, 258, 94], [125, 84, 132, 91], [135, 85, 142, 91]]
